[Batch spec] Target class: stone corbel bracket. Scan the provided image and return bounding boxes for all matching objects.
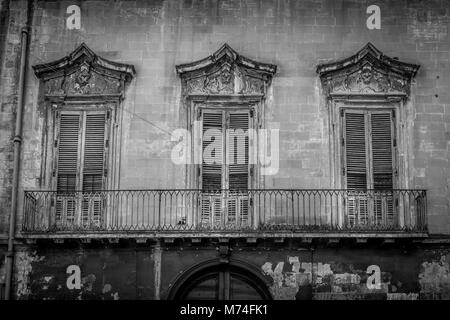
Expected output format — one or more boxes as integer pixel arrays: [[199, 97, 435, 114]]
[[176, 43, 277, 97], [316, 42, 420, 100], [33, 43, 136, 101]]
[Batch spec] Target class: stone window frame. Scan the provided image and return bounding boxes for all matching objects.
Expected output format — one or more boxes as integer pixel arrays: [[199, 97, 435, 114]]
[[317, 43, 420, 190], [33, 43, 135, 192], [331, 99, 400, 190], [186, 96, 262, 191], [176, 44, 277, 191]]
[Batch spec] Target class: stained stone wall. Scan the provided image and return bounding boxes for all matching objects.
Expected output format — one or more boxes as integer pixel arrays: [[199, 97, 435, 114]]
[[0, 0, 448, 236]]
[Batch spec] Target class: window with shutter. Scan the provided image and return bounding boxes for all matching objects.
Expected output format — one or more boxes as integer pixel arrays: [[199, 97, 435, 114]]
[[371, 113, 394, 190], [57, 114, 80, 193], [55, 113, 81, 224], [370, 112, 395, 225], [342, 109, 395, 227], [227, 112, 249, 226], [344, 112, 368, 190], [55, 110, 108, 228], [228, 112, 249, 191], [200, 109, 251, 228], [202, 111, 223, 192], [82, 113, 106, 192]]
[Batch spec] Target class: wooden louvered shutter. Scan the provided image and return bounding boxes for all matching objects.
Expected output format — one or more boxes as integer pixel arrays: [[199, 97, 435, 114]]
[[200, 111, 223, 227], [227, 112, 249, 191], [370, 112, 393, 190], [370, 111, 395, 225], [344, 112, 368, 189], [81, 112, 107, 226], [344, 111, 368, 225], [226, 111, 249, 226], [55, 113, 81, 225], [57, 113, 81, 193], [82, 113, 106, 192], [199, 109, 251, 228], [202, 111, 223, 191]]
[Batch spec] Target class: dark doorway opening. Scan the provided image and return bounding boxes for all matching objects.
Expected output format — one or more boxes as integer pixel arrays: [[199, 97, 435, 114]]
[[170, 261, 272, 300]]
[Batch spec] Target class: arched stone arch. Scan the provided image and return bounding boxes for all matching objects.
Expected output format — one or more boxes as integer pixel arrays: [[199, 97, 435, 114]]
[[167, 258, 272, 300]]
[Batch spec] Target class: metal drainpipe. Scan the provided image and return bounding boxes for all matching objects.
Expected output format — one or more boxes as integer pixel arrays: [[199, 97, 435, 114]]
[[4, 24, 30, 300]]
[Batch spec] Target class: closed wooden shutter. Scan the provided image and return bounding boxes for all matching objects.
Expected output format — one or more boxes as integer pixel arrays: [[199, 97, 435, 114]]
[[55, 110, 108, 228], [57, 114, 81, 193], [370, 112, 394, 224], [227, 112, 249, 226], [370, 112, 393, 190], [344, 111, 368, 225], [200, 196, 222, 228], [82, 113, 106, 192], [343, 109, 396, 227], [200, 111, 223, 227], [200, 109, 251, 228], [55, 113, 80, 225], [344, 112, 367, 189], [81, 112, 107, 226], [202, 111, 223, 191], [228, 112, 249, 191]]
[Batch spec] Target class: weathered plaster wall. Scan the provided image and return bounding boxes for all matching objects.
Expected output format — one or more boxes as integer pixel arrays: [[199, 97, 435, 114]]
[[161, 245, 450, 300], [0, 0, 21, 236], [14, 244, 450, 300], [14, 245, 157, 300], [0, 1, 449, 233]]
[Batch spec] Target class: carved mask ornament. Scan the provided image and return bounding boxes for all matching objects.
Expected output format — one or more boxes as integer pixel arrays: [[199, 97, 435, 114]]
[[76, 64, 91, 88], [203, 66, 233, 94], [361, 65, 373, 84]]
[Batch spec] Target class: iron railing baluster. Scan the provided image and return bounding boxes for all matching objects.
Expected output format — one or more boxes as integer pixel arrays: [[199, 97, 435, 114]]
[[21, 189, 428, 234]]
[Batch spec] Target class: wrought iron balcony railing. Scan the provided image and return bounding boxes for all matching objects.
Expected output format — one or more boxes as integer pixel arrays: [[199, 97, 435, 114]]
[[22, 189, 427, 235]]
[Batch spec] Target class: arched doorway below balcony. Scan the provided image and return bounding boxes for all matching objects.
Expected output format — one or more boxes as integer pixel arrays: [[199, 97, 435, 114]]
[[169, 259, 272, 300]]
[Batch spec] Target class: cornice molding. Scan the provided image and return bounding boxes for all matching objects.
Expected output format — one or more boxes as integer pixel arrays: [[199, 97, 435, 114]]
[[317, 43, 420, 98], [176, 43, 277, 96], [33, 43, 135, 98]]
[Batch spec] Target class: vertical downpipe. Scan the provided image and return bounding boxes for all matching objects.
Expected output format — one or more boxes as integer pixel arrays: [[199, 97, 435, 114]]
[[5, 1, 31, 300], [154, 241, 162, 300]]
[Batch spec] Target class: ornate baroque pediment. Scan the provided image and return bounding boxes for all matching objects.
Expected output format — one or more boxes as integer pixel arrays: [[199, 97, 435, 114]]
[[33, 43, 135, 98], [176, 44, 277, 96], [316, 43, 419, 98]]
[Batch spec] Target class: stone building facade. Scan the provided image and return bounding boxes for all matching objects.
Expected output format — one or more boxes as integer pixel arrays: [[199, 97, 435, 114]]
[[0, 0, 449, 300]]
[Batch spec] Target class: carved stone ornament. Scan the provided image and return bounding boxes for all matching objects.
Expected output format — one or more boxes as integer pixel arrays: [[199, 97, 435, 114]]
[[75, 64, 91, 92], [33, 43, 135, 98], [176, 44, 276, 96], [316, 43, 420, 98]]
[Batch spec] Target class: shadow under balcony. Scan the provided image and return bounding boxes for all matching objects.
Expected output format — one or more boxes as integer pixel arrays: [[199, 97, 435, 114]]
[[20, 189, 428, 241]]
